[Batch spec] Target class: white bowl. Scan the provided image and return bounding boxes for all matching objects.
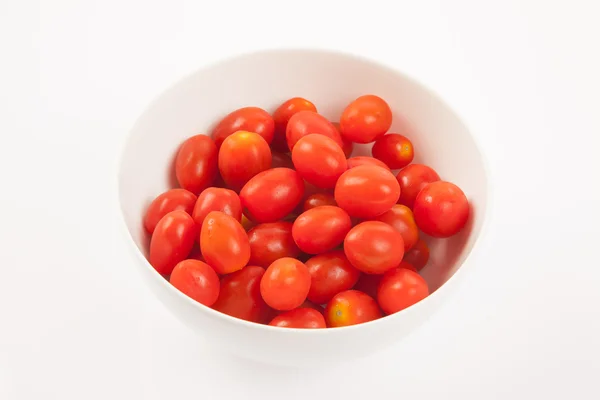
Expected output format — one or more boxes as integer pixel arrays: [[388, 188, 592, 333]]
[[117, 49, 491, 366]]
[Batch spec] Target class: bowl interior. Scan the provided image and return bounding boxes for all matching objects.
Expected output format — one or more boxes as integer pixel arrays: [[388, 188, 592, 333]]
[[118, 49, 488, 295]]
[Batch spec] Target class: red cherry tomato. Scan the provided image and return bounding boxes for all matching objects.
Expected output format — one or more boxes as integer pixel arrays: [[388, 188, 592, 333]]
[[218, 131, 272, 191], [272, 97, 317, 152], [269, 308, 326, 329], [192, 187, 242, 227], [286, 111, 343, 150], [200, 211, 250, 274], [399, 261, 418, 272], [292, 134, 348, 189], [344, 221, 405, 274], [212, 107, 274, 148], [271, 152, 294, 169], [372, 133, 414, 169], [175, 135, 218, 194], [413, 181, 470, 238], [144, 189, 197, 234], [373, 204, 419, 251], [396, 164, 440, 208], [352, 273, 382, 299], [305, 251, 360, 304], [335, 165, 400, 218], [340, 95, 392, 144], [332, 122, 354, 158], [346, 156, 390, 170], [212, 266, 274, 323], [325, 290, 382, 327], [377, 268, 429, 314], [403, 239, 430, 271], [149, 210, 197, 275], [170, 259, 220, 306], [247, 222, 301, 268], [240, 168, 305, 223], [292, 206, 352, 254], [260, 257, 311, 311], [302, 193, 337, 212]]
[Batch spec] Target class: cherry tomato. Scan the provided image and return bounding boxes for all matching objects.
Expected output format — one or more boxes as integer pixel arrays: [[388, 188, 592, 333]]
[[286, 110, 343, 150], [200, 211, 250, 274], [377, 268, 429, 314], [344, 221, 405, 274], [413, 181, 470, 238], [247, 222, 301, 268], [260, 257, 311, 311], [403, 239, 430, 271], [396, 164, 440, 208], [302, 193, 337, 212], [373, 204, 419, 251], [149, 210, 197, 275], [170, 259, 220, 306], [340, 95, 392, 144], [212, 266, 274, 323], [352, 273, 382, 299], [240, 168, 305, 223], [272, 97, 317, 152], [305, 251, 360, 304], [269, 308, 326, 329], [175, 135, 218, 194], [218, 131, 272, 191], [192, 187, 242, 227], [372, 133, 414, 169], [212, 106, 274, 147], [399, 261, 418, 272], [144, 189, 197, 234], [335, 165, 400, 218], [332, 122, 354, 158], [292, 134, 347, 189], [325, 290, 382, 327], [292, 206, 352, 254], [346, 156, 390, 170], [271, 152, 294, 169]]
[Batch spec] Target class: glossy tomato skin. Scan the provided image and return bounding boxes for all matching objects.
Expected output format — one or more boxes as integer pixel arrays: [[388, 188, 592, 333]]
[[292, 206, 352, 254], [247, 222, 301, 268], [340, 95, 392, 144], [170, 259, 220, 306], [272, 97, 317, 152], [175, 135, 218, 194], [372, 133, 414, 169], [403, 239, 430, 271], [286, 111, 343, 150], [292, 134, 348, 189], [413, 181, 470, 238], [149, 210, 197, 275], [212, 266, 274, 323], [306, 251, 360, 304], [346, 156, 391, 170], [373, 204, 419, 251], [335, 165, 400, 219], [144, 189, 197, 234], [260, 257, 311, 311], [325, 290, 382, 327], [240, 168, 305, 223], [212, 107, 275, 148], [270, 152, 294, 169], [302, 193, 337, 212], [269, 308, 326, 329], [192, 187, 242, 227], [218, 131, 272, 191], [344, 221, 405, 274], [200, 211, 250, 274], [377, 268, 429, 314], [396, 164, 440, 208]]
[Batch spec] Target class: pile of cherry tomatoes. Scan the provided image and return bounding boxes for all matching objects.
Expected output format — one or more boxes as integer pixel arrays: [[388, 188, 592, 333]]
[[144, 95, 470, 329]]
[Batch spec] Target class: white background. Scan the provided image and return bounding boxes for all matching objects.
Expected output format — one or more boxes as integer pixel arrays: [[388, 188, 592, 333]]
[[1, 0, 599, 399]]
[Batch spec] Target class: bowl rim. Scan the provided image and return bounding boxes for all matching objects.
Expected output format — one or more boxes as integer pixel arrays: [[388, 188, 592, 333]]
[[115, 46, 495, 335]]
